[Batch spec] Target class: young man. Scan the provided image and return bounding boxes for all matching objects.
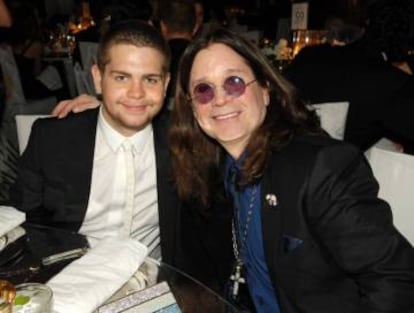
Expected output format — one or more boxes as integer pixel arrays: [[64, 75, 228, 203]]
[[10, 20, 173, 260]]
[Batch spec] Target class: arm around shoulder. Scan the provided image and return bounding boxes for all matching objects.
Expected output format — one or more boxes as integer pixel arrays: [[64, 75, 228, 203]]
[[51, 94, 100, 119]]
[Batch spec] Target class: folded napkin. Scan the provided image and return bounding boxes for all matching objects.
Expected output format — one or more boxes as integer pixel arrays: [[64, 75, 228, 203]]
[[47, 237, 148, 313], [0, 206, 25, 237]]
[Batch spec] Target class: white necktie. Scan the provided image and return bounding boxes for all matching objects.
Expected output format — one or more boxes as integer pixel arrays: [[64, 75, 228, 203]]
[[121, 140, 135, 238]]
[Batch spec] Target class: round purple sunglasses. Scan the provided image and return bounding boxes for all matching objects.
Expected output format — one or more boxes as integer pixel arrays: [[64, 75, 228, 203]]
[[190, 76, 257, 105]]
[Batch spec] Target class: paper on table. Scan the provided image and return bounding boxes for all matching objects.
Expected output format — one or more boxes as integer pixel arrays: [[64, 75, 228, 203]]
[[0, 206, 26, 237], [47, 237, 148, 313]]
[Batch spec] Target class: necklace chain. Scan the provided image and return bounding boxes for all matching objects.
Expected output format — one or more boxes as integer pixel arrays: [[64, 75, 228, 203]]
[[231, 185, 257, 261], [229, 179, 258, 299]]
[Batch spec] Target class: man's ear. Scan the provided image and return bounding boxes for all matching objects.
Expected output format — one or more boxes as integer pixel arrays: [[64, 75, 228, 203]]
[[91, 64, 102, 94], [262, 81, 270, 107], [160, 21, 167, 38], [164, 72, 171, 97]]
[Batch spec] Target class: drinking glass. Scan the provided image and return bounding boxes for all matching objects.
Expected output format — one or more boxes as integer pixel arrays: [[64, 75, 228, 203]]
[[13, 283, 52, 313], [0, 280, 15, 313]]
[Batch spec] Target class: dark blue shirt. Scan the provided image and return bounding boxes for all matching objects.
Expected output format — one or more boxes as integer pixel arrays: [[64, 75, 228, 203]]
[[225, 155, 281, 313]]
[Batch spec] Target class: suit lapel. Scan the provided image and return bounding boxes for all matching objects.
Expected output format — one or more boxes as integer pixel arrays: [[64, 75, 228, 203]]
[[262, 154, 284, 276], [152, 113, 177, 262], [261, 142, 311, 312], [74, 109, 98, 196], [70, 109, 99, 222], [261, 138, 322, 312], [42, 108, 99, 229]]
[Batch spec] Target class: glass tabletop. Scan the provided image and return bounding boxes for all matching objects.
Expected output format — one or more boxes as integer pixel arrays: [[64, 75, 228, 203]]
[[0, 224, 242, 312], [0, 223, 89, 284], [99, 257, 241, 312]]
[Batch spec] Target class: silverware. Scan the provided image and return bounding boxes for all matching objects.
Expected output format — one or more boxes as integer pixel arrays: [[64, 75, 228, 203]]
[[41, 247, 89, 266]]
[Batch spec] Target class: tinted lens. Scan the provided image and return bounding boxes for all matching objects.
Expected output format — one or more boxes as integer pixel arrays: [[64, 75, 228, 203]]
[[223, 76, 246, 96], [193, 83, 214, 104], [192, 76, 248, 105]]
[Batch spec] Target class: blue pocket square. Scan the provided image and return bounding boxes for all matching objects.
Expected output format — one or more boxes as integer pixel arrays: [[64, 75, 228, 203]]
[[283, 234, 303, 253]]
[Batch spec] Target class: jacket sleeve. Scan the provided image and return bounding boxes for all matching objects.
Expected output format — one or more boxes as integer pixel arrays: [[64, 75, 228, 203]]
[[10, 122, 43, 212], [9, 120, 57, 224], [306, 143, 414, 313]]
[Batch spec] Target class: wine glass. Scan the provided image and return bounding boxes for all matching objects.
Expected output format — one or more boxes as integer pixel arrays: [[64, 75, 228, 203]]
[[13, 283, 52, 313]]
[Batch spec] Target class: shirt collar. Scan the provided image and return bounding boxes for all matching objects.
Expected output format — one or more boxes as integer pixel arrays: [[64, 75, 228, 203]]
[[225, 151, 246, 172], [97, 106, 153, 154], [225, 152, 246, 191]]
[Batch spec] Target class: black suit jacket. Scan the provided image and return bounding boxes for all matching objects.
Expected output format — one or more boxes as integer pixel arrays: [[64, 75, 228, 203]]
[[10, 108, 232, 289], [284, 43, 414, 153], [10, 108, 181, 262], [261, 135, 414, 312]]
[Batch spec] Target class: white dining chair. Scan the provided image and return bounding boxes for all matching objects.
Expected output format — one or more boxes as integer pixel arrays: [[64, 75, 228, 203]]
[[15, 114, 50, 154], [308, 101, 350, 140], [366, 146, 414, 245], [75, 41, 98, 97], [0, 46, 57, 147], [0, 46, 26, 107], [78, 41, 98, 72], [73, 62, 96, 96]]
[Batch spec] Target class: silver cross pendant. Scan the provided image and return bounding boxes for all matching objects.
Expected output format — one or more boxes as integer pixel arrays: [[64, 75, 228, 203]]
[[230, 260, 246, 299]]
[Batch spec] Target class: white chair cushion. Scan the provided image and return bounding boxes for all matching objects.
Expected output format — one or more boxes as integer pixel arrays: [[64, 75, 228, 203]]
[[309, 101, 349, 140], [15, 114, 50, 154], [366, 146, 414, 245], [78, 41, 99, 71], [74, 62, 96, 96]]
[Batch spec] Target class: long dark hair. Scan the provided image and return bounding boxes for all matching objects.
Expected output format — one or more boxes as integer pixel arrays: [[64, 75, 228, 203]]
[[169, 28, 321, 207]]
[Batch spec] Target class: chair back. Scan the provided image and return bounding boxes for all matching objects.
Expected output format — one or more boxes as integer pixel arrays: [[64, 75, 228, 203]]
[[0, 46, 26, 108], [78, 41, 98, 71], [309, 101, 349, 140], [74, 62, 96, 96], [366, 146, 414, 245], [15, 114, 50, 154], [0, 45, 58, 113]]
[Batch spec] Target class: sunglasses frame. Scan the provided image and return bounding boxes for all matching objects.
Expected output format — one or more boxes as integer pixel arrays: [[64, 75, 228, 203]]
[[189, 76, 257, 105]]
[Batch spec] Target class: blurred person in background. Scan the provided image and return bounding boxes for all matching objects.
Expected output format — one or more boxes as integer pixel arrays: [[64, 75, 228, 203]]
[[284, 0, 414, 154], [193, 0, 204, 37], [158, 0, 196, 112], [108, 0, 153, 25], [72, 0, 153, 67], [324, 16, 364, 46], [0, 0, 11, 124], [5, 0, 64, 101], [0, 0, 12, 28], [361, 0, 414, 66]]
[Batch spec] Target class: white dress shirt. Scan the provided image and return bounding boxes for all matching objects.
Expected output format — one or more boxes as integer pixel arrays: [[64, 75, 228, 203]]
[[79, 108, 160, 258]]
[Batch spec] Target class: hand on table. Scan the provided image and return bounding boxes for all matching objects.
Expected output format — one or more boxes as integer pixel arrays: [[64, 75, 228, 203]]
[[52, 94, 100, 118]]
